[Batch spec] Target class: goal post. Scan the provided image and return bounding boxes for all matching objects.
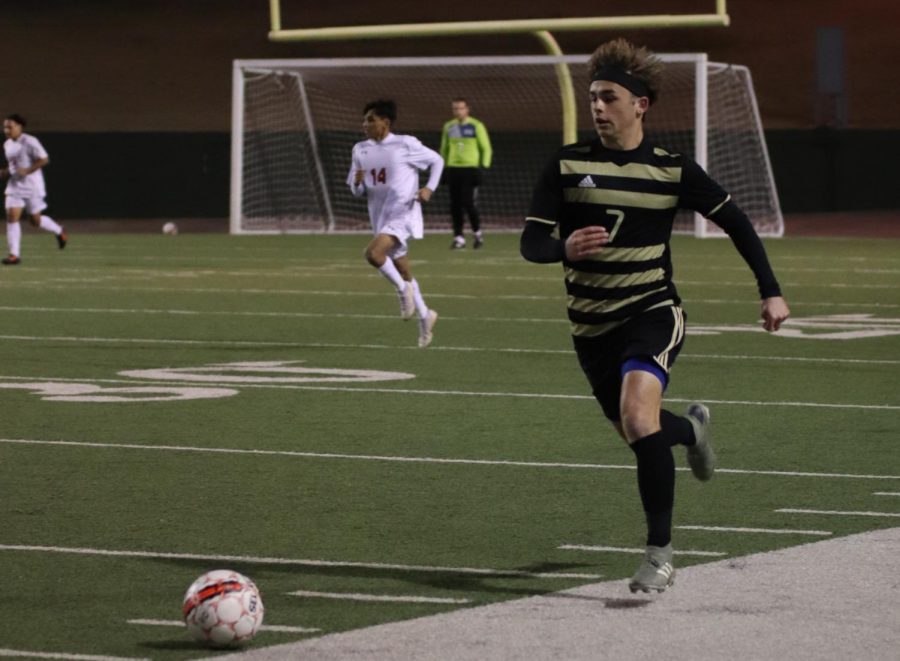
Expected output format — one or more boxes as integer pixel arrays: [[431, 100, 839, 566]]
[[231, 54, 783, 237], [267, 0, 730, 41]]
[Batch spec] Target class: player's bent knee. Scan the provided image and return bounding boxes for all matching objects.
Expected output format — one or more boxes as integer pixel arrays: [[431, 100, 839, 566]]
[[364, 246, 385, 267], [620, 407, 660, 443]]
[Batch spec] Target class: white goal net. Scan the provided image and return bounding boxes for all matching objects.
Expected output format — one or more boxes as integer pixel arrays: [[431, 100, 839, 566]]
[[232, 55, 782, 237]]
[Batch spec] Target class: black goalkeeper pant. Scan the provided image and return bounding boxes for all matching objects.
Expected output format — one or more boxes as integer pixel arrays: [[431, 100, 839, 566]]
[[447, 167, 482, 235]]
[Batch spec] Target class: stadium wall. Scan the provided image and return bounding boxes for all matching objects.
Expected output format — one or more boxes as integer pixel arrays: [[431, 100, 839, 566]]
[[37, 129, 900, 219], [3, 0, 899, 220]]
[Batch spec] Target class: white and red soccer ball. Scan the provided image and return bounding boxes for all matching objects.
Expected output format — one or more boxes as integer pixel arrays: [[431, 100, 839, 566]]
[[182, 569, 264, 647]]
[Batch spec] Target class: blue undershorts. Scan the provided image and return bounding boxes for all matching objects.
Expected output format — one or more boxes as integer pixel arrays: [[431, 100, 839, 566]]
[[621, 357, 668, 389]]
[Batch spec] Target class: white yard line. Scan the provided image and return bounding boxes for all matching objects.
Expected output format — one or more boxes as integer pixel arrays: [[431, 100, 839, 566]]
[[681, 352, 900, 366], [873, 492, 900, 497], [0, 544, 602, 580], [19, 265, 900, 288], [677, 253, 900, 264], [685, 299, 900, 309], [127, 619, 319, 633], [0, 650, 147, 661], [676, 525, 832, 536], [689, 266, 900, 274], [0, 333, 897, 366], [2, 280, 900, 306], [18, 252, 900, 270], [3, 304, 900, 330], [677, 280, 898, 290], [558, 545, 726, 557], [0, 305, 567, 324], [286, 591, 470, 604], [663, 397, 900, 411], [776, 508, 900, 518], [0, 375, 896, 411], [3, 438, 900, 480]]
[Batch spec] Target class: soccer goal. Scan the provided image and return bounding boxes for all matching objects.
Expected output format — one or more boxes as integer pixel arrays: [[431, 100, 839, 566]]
[[231, 55, 783, 237]]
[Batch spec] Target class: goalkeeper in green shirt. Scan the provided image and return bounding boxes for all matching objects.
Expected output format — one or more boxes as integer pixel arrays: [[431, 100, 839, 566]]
[[440, 98, 492, 249]]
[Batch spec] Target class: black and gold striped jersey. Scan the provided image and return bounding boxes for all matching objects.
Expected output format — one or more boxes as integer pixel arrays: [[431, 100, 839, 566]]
[[526, 138, 731, 337]]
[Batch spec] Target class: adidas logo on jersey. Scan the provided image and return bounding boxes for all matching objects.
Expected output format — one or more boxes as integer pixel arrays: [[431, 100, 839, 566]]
[[577, 175, 597, 188]]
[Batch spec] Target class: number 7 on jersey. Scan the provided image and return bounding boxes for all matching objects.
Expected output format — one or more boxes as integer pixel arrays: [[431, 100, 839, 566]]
[[606, 209, 625, 243]]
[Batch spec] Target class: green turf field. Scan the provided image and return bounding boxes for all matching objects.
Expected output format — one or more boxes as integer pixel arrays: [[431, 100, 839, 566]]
[[1, 231, 898, 658]]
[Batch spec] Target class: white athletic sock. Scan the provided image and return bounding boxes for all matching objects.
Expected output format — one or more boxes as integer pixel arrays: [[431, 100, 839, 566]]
[[410, 278, 428, 318], [7, 222, 21, 256], [39, 215, 63, 234], [377, 258, 405, 290]]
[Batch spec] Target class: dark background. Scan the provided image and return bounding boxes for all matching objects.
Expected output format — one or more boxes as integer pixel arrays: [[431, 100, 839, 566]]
[[2, 0, 898, 220]]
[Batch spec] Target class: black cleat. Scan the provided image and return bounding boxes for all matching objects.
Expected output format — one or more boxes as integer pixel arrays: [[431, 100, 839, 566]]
[[56, 227, 68, 249], [2, 254, 21, 265]]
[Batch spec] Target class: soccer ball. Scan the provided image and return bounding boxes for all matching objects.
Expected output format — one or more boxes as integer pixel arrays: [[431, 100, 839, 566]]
[[182, 569, 264, 647], [162, 222, 178, 235]]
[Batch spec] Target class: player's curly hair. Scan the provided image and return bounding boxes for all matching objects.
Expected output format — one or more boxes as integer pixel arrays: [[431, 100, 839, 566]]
[[589, 38, 664, 105], [363, 99, 397, 123], [5, 113, 27, 127]]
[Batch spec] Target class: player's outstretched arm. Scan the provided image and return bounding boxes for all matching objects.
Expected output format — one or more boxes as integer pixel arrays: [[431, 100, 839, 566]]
[[716, 205, 789, 332], [708, 200, 788, 327]]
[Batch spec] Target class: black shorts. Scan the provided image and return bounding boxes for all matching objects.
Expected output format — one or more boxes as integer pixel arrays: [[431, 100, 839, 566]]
[[572, 305, 686, 421]]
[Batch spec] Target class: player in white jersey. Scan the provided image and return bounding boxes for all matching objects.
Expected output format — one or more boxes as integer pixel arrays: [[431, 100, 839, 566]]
[[348, 99, 444, 348], [1, 114, 67, 265]]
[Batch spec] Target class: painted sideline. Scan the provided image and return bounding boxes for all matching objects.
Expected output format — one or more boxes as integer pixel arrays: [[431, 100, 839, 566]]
[[0, 544, 601, 581], [218, 527, 900, 661], [3, 438, 899, 480]]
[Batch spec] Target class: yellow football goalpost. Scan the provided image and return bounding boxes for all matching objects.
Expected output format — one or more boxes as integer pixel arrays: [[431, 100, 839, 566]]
[[266, 1, 730, 144]]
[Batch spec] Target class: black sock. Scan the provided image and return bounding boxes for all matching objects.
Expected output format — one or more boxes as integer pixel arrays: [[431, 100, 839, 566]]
[[660, 409, 696, 446], [630, 430, 675, 547]]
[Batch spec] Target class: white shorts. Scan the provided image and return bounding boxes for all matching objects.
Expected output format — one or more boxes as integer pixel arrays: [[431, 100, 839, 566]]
[[6, 194, 47, 215], [377, 217, 413, 259]]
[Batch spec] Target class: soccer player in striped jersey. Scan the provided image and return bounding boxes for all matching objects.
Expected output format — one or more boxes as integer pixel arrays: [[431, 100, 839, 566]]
[[348, 100, 444, 348], [2, 114, 67, 265], [520, 39, 790, 593]]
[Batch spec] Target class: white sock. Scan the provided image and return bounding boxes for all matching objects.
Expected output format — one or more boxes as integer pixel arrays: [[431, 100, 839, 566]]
[[7, 222, 21, 256], [39, 215, 62, 234], [377, 258, 405, 290], [410, 278, 428, 318]]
